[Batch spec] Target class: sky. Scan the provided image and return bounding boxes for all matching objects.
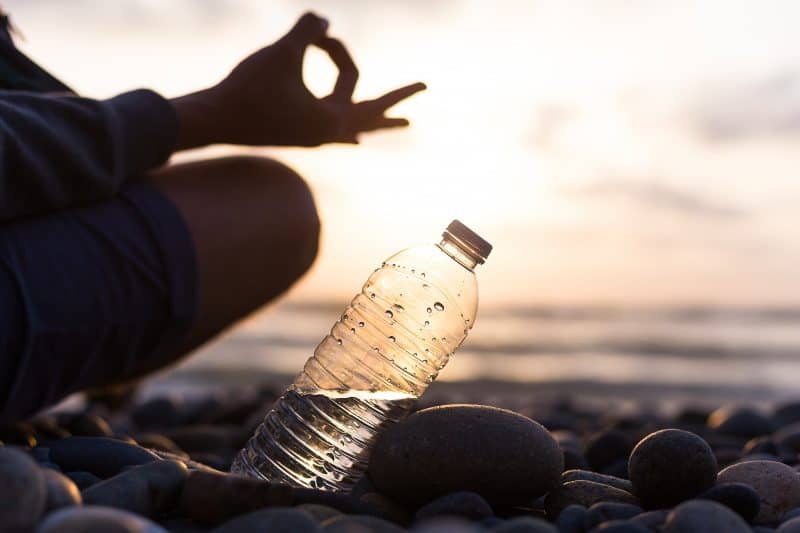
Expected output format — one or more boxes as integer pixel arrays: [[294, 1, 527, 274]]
[[5, 0, 800, 307]]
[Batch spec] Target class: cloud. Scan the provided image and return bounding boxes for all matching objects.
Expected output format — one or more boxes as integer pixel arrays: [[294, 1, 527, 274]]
[[693, 72, 800, 141], [578, 178, 747, 219]]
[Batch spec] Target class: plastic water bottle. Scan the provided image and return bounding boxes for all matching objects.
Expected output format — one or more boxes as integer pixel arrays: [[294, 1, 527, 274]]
[[231, 220, 492, 491]]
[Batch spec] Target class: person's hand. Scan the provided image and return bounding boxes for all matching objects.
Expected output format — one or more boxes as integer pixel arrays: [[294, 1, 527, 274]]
[[172, 12, 426, 150]]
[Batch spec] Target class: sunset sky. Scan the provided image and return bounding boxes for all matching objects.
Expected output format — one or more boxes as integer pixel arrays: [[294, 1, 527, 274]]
[[7, 0, 800, 307]]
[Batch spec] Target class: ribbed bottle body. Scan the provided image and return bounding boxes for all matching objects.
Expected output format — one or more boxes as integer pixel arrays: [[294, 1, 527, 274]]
[[232, 242, 479, 490]]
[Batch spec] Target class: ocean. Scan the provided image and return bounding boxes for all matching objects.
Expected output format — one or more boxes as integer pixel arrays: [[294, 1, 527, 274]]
[[150, 300, 800, 410]]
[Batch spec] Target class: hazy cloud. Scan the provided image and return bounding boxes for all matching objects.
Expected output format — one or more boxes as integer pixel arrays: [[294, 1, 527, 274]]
[[693, 72, 800, 141], [579, 178, 747, 219]]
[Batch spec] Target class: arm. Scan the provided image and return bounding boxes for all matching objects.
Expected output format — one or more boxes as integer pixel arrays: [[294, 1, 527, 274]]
[[0, 89, 176, 221]]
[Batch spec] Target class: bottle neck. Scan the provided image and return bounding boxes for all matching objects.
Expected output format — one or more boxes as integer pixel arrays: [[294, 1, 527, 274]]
[[438, 236, 480, 271]]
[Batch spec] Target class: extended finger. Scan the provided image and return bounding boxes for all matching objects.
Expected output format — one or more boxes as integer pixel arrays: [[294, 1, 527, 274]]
[[283, 12, 329, 48], [317, 36, 359, 101], [361, 82, 426, 113]]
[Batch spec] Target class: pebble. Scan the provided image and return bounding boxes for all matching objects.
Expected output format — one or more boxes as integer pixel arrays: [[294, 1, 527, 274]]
[[213, 507, 320, 532], [583, 502, 643, 530], [490, 516, 558, 532], [131, 397, 185, 429], [778, 518, 800, 533], [321, 514, 406, 533], [554, 504, 586, 533], [0, 447, 46, 531], [412, 517, 483, 532], [591, 521, 650, 532], [563, 449, 590, 471], [707, 406, 774, 439], [774, 422, 800, 453], [42, 468, 82, 512], [629, 509, 669, 529], [662, 499, 750, 532], [584, 431, 633, 472], [773, 402, 800, 428], [415, 491, 493, 522], [717, 460, 800, 524], [134, 433, 187, 456], [49, 436, 160, 478], [0, 422, 37, 447], [562, 470, 634, 493], [296, 503, 344, 522], [544, 480, 638, 518], [82, 459, 188, 517], [368, 405, 563, 506], [697, 482, 760, 522], [59, 413, 114, 437], [360, 492, 411, 524], [65, 470, 101, 490], [785, 508, 800, 522], [38, 505, 167, 533], [628, 429, 718, 509]]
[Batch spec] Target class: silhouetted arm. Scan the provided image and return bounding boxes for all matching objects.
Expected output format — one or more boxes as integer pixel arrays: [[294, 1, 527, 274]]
[[0, 89, 176, 221]]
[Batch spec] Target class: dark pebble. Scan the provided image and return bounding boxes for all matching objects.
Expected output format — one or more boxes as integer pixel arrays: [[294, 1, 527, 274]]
[[162, 424, 242, 452], [351, 475, 376, 499], [49, 436, 159, 478], [65, 470, 101, 490], [584, 431, 633, 472], [555, 504, 587, 533], [591, 521, 650, 532], [774, 423, 800, 453], [131, 396, 184, 429], [369, 404, 563, 506], [360, 492, 411, 524], [133, 433, 187, 456], [563, 448, 590, 471], [545, 480, 638, 518], [715, 448, 742, 468], [189, 451, 233, 471], [584, 502, 643, 530], [708, 406, 774, 439], [30, 416, 71, 441], [42, 468, 82, 512], [778, 518, 800, 533], [296, 503, 343, 522], [412, 516, 482, 532], [82, 459, 188, 518], [773, 402, 800, 428], [38, 505, 167, 533], [481, 516, 505, 528], [0, 422, 37, 447], [698, 482, 760, 522], [59, 413, 114, 437], [490, 516, 558, 532], [629, 509, 669, 529], [321, 514, 406, 533], [415, 491, 493, 522], [601, 458, 629, 479], [744, 436, 780, 456], [628, 429, 717, 509], [561, 470, 634, 493], [0, 447, 46, 531], [662, 499, 750, 532], [784, 508, 800, 522], [213, 507, 320, 533], [717, 460, 800, 523]]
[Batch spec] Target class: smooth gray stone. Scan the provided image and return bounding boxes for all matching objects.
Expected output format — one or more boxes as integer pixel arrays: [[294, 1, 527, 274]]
[[415, 491, 493, 521], [584, 502, 643, 530], [369, 404, 563, 506], [0, 446, 46, 531], [42, 469, 81, 512], [662, 500, 750, 533], [717, 460, 800, 523], [590, 520, 650, 532], [555, 504, 587, 533], [697, 482, 760, 522], [49, 436, 159, 478], [213, 507, 320, 533], [628, 429, 717, 509], [562, 469, 634, 493], [65, 471, 101, 490], [37, 505, 167, 532], [296, 503, 343, 522], [778, 518, 800, 533], [412, 517, 483, 532], [629, 509, 669, 529], [545, 480, 638, 518], [82, 459, 188, 518]]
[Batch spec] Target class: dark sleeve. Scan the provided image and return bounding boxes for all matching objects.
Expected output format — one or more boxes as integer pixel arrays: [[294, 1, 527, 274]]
[[0, 89, 178, 221]]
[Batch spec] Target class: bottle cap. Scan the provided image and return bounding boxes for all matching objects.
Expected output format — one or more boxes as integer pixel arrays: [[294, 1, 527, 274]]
[[443, 220, 493, 263]]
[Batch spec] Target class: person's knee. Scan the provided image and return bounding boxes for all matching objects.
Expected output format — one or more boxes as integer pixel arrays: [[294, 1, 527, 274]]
[[225, 156, 320, 271]]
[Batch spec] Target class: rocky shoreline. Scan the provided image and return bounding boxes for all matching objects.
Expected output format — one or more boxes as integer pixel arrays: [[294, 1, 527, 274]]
[[4, 382, 800, 531]]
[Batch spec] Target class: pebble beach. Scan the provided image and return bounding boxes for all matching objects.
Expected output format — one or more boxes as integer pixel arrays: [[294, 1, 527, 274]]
[[5, 377, 800, 532]]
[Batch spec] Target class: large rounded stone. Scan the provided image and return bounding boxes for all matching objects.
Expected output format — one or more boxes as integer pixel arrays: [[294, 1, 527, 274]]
[[628, 429, 717, 509], [368, 405, 563, 506], [697, 482, 760, 523], [213, 507, 320, 532], [544, 480, 638, 518], [779, 518, 800, 533], [662, 500, 750, 532], [0, 447, 46, 531], [42, 469, 82, 512], [49, 436, 159, 478], [82, 459, 188, 518], [38, 505, 167, 532], [717, 459, 800, 524]]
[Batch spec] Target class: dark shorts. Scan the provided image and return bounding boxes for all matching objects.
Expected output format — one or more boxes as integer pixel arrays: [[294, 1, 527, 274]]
[[0, 183, 198, 423]]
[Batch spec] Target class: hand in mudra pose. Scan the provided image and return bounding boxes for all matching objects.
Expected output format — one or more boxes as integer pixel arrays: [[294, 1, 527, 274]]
[[173, 12, 426, 149]]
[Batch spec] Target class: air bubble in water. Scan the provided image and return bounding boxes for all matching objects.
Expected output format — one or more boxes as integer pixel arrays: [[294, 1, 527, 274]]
[[385, 310, 393, 319], [350, 328, 356, 334], [336, 338, 342, 345], [434, 302, 444, 311], [370, 292, 375, 298], [358, 321, 365, 327], [424, 320, 430, 326], [426, 307, 432, 314], [388, 336, 396, 342], [393, 304, 404, 312]]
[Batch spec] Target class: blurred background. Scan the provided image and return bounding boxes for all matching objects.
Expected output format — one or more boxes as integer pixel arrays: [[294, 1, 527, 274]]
[[8, 0, 800, 406]]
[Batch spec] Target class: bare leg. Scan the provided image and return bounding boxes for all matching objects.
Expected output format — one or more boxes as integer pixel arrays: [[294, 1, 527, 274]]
[[147, 155, 320, 360]]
